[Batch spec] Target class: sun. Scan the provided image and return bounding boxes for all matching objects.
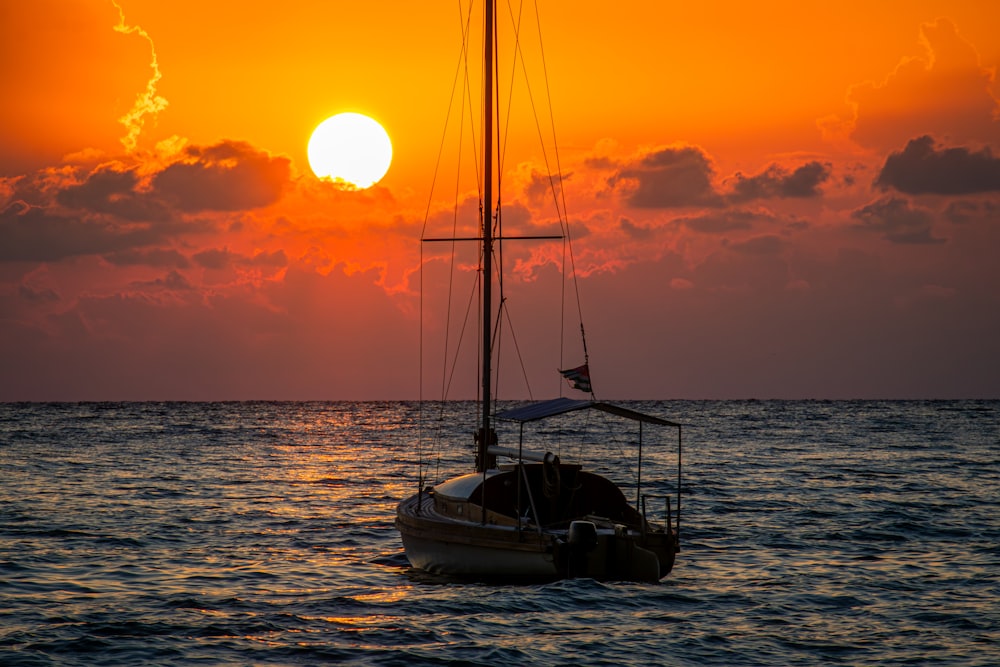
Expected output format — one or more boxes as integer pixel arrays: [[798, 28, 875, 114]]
[[307, 113, 392, 189]]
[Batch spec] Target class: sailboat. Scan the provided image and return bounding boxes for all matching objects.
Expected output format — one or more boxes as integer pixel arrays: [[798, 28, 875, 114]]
[[395, 1, 682, 582]]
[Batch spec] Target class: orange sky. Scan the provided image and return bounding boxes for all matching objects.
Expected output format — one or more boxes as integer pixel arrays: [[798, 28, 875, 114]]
[[1, 0, 998, 400]]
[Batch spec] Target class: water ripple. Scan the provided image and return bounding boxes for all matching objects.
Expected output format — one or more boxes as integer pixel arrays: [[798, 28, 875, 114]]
[[1, 400, 998, 665]]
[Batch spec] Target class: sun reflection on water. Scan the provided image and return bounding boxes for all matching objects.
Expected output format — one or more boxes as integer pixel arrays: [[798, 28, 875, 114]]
[[1, 400, 997, 665]]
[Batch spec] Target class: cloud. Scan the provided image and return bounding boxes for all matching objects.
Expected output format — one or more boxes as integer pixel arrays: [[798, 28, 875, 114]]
[[152, 141, 291, 211], [677, 209, 756, 234], [584, 155, 617, 170], [944, 199, 997, 224], [0, 200, 165, 262], [851, 196, 944, 244], [610, 145, 724, 208], [523, 167, 572, 204], [56, 164, 170, 221], [619, 217, 653, 240], [193, 247, 288, 270], [820, 18, 1000, 150], [132, 269, 194, 291], [0, 139, 292, 264], [193, 247, 238, 270], [729, 235, 785, 255], [728, 161, 831, 201], [103, 248, 191, 268], [111, 0, 168, 153], [875, 135, 1000, 195], [18, 283, 60, 304], [248, 249, 288, 268]]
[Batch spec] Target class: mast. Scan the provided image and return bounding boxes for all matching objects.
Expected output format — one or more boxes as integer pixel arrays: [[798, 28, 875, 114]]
[[477, 0, 496, 473]]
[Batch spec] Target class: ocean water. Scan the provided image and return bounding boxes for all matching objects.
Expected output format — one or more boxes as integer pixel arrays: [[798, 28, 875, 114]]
[[1, 400, 997, 666]]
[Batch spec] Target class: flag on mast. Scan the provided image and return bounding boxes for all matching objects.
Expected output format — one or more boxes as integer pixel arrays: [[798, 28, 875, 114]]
[[559, 363, 592, 393]]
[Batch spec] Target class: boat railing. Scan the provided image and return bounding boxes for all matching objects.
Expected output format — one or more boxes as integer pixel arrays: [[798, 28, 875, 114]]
[[518, 463, 544, 536], [640, 493, 674, 541]]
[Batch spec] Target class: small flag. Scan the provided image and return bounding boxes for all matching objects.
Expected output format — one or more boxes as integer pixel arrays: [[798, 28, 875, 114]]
[[559, 363, 592, 393]]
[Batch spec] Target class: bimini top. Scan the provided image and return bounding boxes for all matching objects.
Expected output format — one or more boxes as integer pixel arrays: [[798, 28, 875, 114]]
[[495, 397, 680, 427]]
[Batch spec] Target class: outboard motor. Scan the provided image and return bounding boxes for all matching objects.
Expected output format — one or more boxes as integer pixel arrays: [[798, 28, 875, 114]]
[[566, 520, 598, 578]]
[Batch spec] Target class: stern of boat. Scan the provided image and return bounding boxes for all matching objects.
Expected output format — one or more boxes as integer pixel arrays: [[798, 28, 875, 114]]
[[554, 519, 676, 582]]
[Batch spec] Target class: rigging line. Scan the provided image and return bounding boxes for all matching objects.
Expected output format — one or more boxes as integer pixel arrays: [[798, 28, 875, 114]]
[[532, 0, 589, 367], [423, 0, 473, 408], [438, 0, 481, 407], [439, 65, 468, 406], [495, 218, 503, 393], [420, 0, 477, 241], [418, 242, 424, 490], [507, 1, 559, 223], [488, 1, 502, 214], [491, 296, 503, 411], [474, 0, 492, 205], [497, 0, 525, 180], [497, 0, 582, 395], [445, 270, 480, 402], [477, 234, 484, 406], [494, 177, 504, 321], [596, 408, 640, 485], [421, 248, 441, 485], [532, 0, 567, 224], [559, 235, 567, 394], [483, 1, 502, 416], [419, 4, 476, 487], [500, 297, 535, 401], [490, 219, 503, 411], [462, 1, 483, 198], [502, 0, 579, 392]]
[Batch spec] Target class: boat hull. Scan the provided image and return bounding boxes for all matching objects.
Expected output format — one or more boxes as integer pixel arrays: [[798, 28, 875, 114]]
[[396, 491, 675, 582]]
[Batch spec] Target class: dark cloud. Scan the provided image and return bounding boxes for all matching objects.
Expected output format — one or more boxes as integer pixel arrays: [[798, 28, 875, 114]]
[[0, 139, 292, 264], [193, 247, 289, 270], [729, 235, 784, 255], [875, 135, 1000, 195], [611, 146, 723, 208], [851, 196, 944, 244], [56, 165, 170, 221], [0, 201, 162, 262], [524, 169, 572, 203], [18, 283, 60, 304], [248, 249, 288, 268], [53, 141, 291, 219], [584, 155, 617, 170], [130, 270, 194, 291], [103, 248, 191, 268], [619, 217, 653, 240], [944, 199, 1000, 225], [786, 220, 810, 232], [944, 200, 979, 224], [729, 161, 831, 202], [566, 218, 591, 240], [497, 201, 533, 230], [677, 209, 756, 234], [193, 247, 237, 270], [152, 141, 291, 212]]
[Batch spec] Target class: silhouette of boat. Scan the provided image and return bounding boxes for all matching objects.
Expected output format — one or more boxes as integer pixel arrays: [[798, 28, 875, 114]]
[[395, 0, 682, 583]]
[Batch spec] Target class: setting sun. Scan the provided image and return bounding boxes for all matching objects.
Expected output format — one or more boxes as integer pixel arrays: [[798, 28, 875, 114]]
[[307, 112, 392, 189]]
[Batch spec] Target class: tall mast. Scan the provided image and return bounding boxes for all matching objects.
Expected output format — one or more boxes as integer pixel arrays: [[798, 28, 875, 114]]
[[477, 0, 495, 474]]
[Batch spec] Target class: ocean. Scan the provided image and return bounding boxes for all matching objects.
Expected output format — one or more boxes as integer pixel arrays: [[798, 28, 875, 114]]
[[1, 400, 997, 665]]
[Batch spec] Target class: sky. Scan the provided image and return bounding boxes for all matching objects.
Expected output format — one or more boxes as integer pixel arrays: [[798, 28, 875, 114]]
[[1, 0, 999, 401]]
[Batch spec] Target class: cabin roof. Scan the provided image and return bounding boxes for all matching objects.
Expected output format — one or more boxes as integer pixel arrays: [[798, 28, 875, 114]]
[[433, 471, 500, 500], [495, 397, 680, 427]]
